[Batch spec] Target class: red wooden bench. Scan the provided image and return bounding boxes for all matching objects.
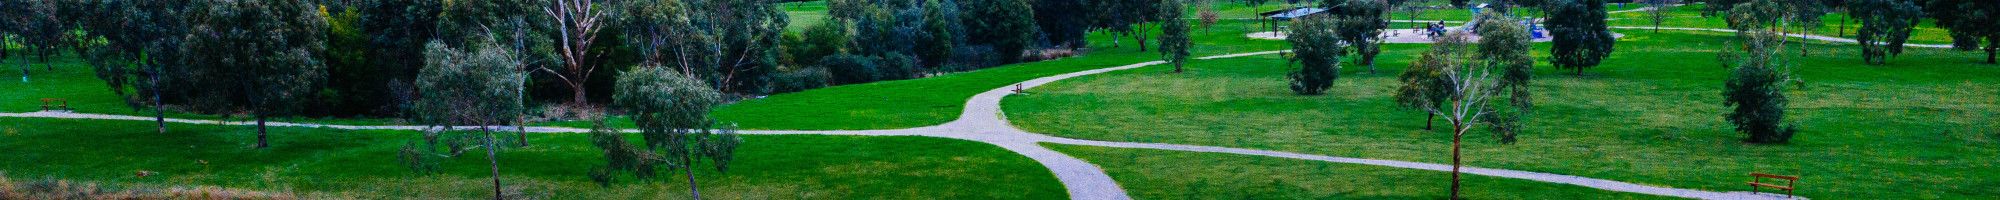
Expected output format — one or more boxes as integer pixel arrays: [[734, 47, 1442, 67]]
[[40, 98, 68, 111], [1748, 173, 1799, 197]]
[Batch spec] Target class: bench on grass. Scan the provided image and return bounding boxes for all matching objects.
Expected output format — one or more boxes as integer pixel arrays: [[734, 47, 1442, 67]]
[[1748, 172, 1798, 197], [40, 98, 68, 111]]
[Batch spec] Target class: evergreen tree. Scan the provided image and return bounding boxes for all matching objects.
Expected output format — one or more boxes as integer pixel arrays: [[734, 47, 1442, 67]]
[[1476, 14, 1535, 144], [1287, 16, 1345, 95], [1850, 0, 1923, 65], [1723, 0, 1803, 144], [174, 0, 329, 149], [413, 41, 527, 198], [962, 0, 1038, 64], [917, 0, 958, 68], [73, 0, 192, 134], [605, 66, 743, 199], [338, 0, 443, 116], [7, 0, 68, 80], [1158, 0, 1193, 73], [1547, 0, 1617, 76], [1088, 0, 1159, 51], [1034, 0, 1091, 49], [1331, 0, 1389, 73], [1923, 0, 2000, 64]]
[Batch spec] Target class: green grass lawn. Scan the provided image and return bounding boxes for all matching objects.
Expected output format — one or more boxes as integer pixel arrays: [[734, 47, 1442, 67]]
[[1045, 144, 1678, 199], [1606, 4, 1957, 44], [1004, 30, 2000, 199], [779, 0, 829, 31], [711, 20, 1290, 130], [0, 118, 1065, 199]]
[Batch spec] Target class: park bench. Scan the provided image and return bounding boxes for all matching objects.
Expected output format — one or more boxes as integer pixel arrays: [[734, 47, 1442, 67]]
[[40, 98, 69, 111], [1747, 172, 1799, 197]]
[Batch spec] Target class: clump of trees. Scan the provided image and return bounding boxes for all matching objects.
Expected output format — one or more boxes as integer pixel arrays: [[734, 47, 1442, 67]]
[[591, 66, 743, 199], [1089, 0, 1162, 51], [71, 0, 191, 134], [4, 0, 68, 81], [1329, 0, 1389, 73], [1849, 0, 1924, 65], [1546, 0, 1617, 76], [1923, 0, 2000, 64], [1287, 16, 1345, 95], [962, 0, 1039, 64], [1034, 0, 1092, 49]]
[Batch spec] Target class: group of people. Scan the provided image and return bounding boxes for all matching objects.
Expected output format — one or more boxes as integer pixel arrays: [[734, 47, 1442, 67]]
[[1425, 20, 1450, 38]]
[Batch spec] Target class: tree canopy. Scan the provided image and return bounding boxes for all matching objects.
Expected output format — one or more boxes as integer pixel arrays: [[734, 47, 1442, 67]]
[[172, 0, 330, 148], [1158, 0, 1193, 73], [1923, 0, 2000, 63], [961, 0, 1038, 64], [1850, 0, 1924, 65], [1547, 0, 1617, 75], [1287, 16, 1345, 95]]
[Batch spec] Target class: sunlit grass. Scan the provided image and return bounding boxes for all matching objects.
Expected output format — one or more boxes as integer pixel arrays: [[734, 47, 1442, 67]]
[[1005, 30, 2000, 198]]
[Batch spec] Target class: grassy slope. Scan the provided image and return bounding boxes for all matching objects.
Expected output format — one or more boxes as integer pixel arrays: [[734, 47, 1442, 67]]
[[1005, 30, 2000, 198], [711, 20, 1290, 130], [1046, 144, 1678, 199], [0, 118, 1064, 199]]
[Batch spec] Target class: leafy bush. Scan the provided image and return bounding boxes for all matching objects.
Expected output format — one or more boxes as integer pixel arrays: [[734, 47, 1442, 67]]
[[769, 67, 833, 93], [1287, 16, 1344, 95], [947, 45, 1002, 70], [877, 54, 920, 81], [821, 54, 882, 84], [1723, 56, 1799, 143]]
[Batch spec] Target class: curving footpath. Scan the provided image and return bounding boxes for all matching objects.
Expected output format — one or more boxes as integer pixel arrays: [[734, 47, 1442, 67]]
[[1611, 26, 1953, 49], [3, 48, 1809, 199]]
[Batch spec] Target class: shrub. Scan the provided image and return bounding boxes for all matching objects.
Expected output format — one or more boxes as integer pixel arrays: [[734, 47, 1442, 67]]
[[1022, 48, 1080, 62], [1723, 56, 1799, 143], [769, 67, 833, 93], [947, 45, 1002, 70], [1287, 16, 1344, 95], [821, 54, 882, 84], [877, 54, 920, 81]]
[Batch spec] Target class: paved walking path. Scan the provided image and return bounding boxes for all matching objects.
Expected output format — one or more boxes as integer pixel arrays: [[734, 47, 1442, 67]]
[[1, 50, 1799, 200], [1609, 26, 1954, 48]]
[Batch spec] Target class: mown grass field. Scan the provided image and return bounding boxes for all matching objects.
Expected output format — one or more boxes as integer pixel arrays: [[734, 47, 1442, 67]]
[[1605, 4, 1957, 44], [1005, 30, 2000, 198], [1045, 144, 1679, 199], [0, 118, 1065, 199], [711, 20, 1291, 130]]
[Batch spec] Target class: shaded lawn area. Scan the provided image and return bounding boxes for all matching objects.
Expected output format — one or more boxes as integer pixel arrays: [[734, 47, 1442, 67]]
[[0, 118, 1064, 199], [1005, 30, 2000, 199], [1045, 144, 1679, 199]]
